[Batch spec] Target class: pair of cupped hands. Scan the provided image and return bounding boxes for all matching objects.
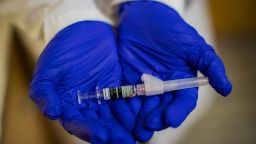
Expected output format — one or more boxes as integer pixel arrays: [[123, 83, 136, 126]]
[[29, 1, 232, 144]]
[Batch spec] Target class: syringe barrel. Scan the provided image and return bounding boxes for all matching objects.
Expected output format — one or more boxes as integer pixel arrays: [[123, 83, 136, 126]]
[[163, 77, 209, 92]]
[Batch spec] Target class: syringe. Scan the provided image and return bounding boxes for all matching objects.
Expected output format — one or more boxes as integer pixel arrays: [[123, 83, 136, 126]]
[[77, 74, 209, 104]]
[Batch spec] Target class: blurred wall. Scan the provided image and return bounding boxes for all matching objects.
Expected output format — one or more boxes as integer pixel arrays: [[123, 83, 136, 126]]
[[209, 0, 256, 36], [180, 1, 256, 144]]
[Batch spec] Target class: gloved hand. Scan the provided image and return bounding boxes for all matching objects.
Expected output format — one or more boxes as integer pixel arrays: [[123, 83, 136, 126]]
[[29, 21, 136, 144], [117, 1, 232, 142]]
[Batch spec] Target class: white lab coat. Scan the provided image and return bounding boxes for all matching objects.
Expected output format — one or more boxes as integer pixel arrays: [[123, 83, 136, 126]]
[[0, 0, 216, 143]]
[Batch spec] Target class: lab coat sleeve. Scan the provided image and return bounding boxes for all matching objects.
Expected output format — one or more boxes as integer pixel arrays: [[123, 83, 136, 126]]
[[112, 0, 185, 16], [44, 0, 114, 43], [3, 0, 116, 59]]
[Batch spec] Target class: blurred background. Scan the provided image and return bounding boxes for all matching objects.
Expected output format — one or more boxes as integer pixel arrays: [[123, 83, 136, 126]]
[[181, 0, 256, 143], [0, 0, 255, 144]]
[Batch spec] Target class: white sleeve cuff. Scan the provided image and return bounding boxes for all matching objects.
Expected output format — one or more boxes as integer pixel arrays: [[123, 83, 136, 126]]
[[44, 0, 113, 43], [153, 0, 185, 15], [112, 0, 185, 16]]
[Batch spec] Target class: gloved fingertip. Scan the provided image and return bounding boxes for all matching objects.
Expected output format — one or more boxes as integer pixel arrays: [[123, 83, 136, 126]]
[[61, 103, 108, 143], [164, 94, 197, 128], [194, 49, 233, 97], [111, 139, 135, 144], [110, 100, 135, 131], [90, 132, 108, 144], [213, 79, 232, 97], [164, 112, 182, 128], [145, 112, 162, 131], [45, 105, 61, 120], [74, 120, 109, 143], [143, 96, 160, 111], [167, 119, 181, 128], [29, 83, 61, 120], [110, 131, 135, 144], [133, 124, 154, 142], [105, 121, 135, 144], [127, 97, 142, 116], [134, 130, 153, 143], [164, 105, 192, 128]]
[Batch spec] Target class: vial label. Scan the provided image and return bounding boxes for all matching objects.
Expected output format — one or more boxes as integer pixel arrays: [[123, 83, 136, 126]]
[[102, 85, 137, 100]]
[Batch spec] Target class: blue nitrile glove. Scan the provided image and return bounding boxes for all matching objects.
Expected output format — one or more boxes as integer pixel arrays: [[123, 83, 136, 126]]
[[117, 1, 232, 142], [29, 21, 136, 144]]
